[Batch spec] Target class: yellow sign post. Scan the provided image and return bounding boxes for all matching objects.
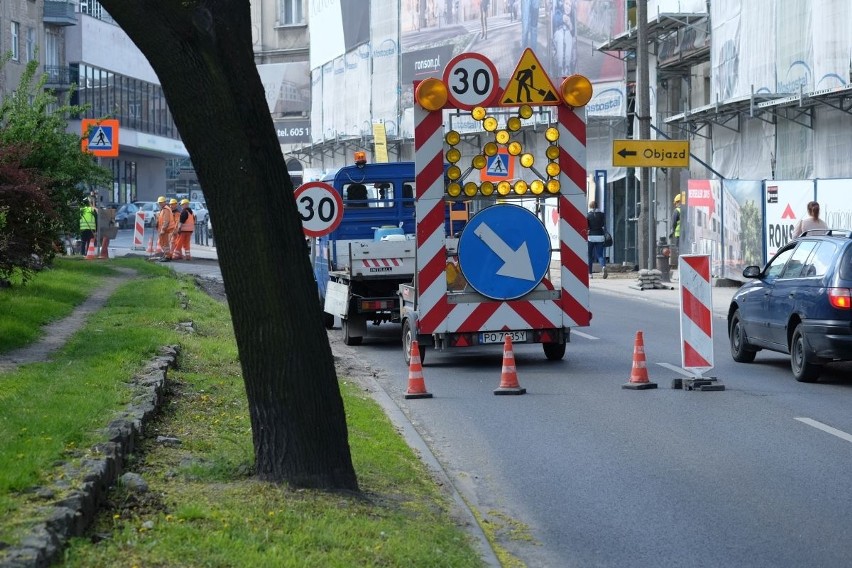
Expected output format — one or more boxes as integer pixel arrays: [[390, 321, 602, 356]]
[[612, 139, 690, 168]]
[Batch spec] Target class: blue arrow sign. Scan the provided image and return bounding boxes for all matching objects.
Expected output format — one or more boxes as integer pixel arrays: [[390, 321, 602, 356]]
[[458, 204, 550, 300]]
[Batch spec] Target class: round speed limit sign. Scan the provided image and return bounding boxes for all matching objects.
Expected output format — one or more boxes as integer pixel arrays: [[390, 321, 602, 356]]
[[443, 53, 500, 110], [294, 181, 344, 237]]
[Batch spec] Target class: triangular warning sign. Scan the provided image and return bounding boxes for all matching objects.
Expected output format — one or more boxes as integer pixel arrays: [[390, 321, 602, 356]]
[[487, 154, 508, 175], [500, 49, 560, 106], [88, 127, 112, 149], [781, 204, 797, 219]]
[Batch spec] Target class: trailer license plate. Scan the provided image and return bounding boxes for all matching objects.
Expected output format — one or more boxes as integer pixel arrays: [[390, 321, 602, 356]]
[[479, 331, 527, 344]]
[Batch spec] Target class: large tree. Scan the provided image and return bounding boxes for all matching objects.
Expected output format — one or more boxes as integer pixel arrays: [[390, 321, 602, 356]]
[[97, 0, 358, 490]]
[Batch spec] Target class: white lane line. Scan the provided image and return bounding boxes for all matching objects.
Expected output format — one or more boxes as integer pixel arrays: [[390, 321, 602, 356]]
[[571, 330, 599, 340], [795, 417, 852, 444]]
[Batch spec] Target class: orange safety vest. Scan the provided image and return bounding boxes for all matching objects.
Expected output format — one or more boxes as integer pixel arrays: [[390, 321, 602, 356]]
[[157, 206, 174, 232], [179, 208, 196, 232]]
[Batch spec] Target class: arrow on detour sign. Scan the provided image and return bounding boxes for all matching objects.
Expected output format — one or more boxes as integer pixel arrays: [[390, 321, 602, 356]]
[[612, 139, 690, 168]]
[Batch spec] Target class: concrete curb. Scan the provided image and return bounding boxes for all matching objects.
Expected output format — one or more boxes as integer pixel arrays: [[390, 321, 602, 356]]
[[0, 347, 179, 568]]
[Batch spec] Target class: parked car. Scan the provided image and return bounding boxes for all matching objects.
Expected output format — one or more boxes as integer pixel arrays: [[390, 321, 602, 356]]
[[189, 201, 209, 225], [114, 202, 140, 229], [727, 229, 852, 382], [133, 201, 159, 227]]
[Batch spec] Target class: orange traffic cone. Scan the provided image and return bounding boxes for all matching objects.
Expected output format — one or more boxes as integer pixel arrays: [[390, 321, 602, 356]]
[[622, 331, 658, 390], [494, 336, 526, 395], [98, 237, 109, 259], [84, 239, 96, 260], [146, 234, 155, 254], [404, 340, 433, 399]]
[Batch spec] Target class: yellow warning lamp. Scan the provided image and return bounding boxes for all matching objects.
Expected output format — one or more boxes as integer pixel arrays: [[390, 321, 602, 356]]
[[354, 151, 367, 166], [507, 141, 522, 156], [481, 181, 495, 196], [546, 179, 561, 193], [546, 162, 561, 177], [415, 78, 448, 111], [483, 142, 498, 156], [445, 130, 461, 146], [513, 180, 528, 195], [447, 165, 462, 180], [560, 74, 594, 108], [495, 130, 510, 144], [446, 147, 461, 163], [507, 116, 522, 132], [546, 145, 560, 160], [483, 116, 498, 132], [464, 182, 478, 196], [520, 153, 535, 168], [545, 127, 560, 142], [472, 155, 487, 170], [497, 181, 512, 196], [519, 104, 533, 119], [530, 180, 545, 195], [447, 182, 462, 197], [471, 106, 487, 121]]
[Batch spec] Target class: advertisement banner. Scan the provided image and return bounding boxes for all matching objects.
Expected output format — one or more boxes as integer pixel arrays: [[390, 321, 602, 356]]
[[257, 62, 310, 116], [816, 179, 852, 230], [763, 180, 815, 259], [309, 0, 371, 70], [720, 179, 763, 278]]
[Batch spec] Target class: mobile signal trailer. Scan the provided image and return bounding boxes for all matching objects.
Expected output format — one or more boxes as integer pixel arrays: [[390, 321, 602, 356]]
[[399, 49, 594, 364]]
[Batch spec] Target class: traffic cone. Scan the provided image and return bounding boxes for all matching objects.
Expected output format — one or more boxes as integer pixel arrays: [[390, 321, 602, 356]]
[[622, 331, 658, 390], [98, 237, 109, 259], [84, 239, 96, 260], [494, 336, 526, 395], [146, 234, 155, 254], [404, 340, 433, 399]]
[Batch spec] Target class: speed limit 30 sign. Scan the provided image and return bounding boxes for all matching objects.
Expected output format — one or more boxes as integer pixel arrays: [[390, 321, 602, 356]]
[[294, 181, 343, 237], [443, 52, 500, 110]]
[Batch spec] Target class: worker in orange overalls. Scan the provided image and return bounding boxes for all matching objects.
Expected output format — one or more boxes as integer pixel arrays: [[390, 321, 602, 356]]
[[155, 196, 175, 261], [173, 199, 196, 260]]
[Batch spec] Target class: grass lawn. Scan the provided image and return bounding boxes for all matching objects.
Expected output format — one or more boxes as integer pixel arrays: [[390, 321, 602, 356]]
[[0, 257, 487, 567]]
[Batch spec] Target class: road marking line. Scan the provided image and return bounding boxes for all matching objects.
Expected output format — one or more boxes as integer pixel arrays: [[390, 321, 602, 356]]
[[572, 330, 598, 340], [795, 417, 852, 444]]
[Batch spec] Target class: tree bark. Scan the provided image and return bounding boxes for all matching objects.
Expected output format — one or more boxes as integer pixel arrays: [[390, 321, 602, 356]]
[[98, 0, 358, 491]]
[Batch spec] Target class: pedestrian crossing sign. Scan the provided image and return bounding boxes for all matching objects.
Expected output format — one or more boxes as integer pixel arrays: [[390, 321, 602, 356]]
[[500, 48, 560, 106], [480, 149, 515, 181], [81, 119, 120, 157]]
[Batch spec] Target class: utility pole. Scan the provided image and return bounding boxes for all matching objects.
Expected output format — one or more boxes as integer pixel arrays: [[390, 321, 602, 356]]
[[637, 0, 653, 269]]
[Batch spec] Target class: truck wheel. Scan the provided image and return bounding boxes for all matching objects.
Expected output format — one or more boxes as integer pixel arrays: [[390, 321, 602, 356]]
[[543, 342, 566, 361], [402, 319, 425, 365], [342, 319, 362, 346]]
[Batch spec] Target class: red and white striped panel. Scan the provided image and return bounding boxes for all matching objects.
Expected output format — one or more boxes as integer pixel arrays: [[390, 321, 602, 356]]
[[413, 100, 590, 335], [132, 211, 146, 250], [679, 254, 714, 374], [361, 258, 403, 268]]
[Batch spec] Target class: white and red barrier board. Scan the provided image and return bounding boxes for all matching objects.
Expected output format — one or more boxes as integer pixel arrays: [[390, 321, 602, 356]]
[[132, 211, 146, 250], [678, 254, 714, 374], [412, 89, 589, 336]]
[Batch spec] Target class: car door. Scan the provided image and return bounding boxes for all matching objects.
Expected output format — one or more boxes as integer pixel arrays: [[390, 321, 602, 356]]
[[767, 240, 818, 348], [744, 245, 795, 347]]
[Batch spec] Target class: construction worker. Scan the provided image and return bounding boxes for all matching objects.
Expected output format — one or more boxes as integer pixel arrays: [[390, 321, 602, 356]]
[[155, 196, 174, 261], [173, 199, 196, 260], [670, 193, 682, 248], [78, 198, 98, 255]]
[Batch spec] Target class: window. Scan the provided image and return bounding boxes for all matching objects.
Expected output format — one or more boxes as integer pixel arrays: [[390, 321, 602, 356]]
[[804, 242, 837, 278], [765, 247, 795, 281], [780, 241, 816, 279], [11, 22, 19, 61], [279, 0, 304, 25], [25, 27, 36, 62], [44, 29, 59, 68]]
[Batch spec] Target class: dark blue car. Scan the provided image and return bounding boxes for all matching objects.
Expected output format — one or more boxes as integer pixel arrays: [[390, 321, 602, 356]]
[[727, 229, 852, 382]]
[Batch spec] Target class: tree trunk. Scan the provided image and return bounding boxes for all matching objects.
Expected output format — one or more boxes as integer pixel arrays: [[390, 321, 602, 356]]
[[98, 0, 358, 491]]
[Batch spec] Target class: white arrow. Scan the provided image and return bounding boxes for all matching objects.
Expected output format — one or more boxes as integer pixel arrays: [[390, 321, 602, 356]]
[[473, 222, 535, 281]]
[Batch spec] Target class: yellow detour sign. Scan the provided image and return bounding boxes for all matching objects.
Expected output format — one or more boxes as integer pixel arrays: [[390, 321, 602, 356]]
[[500, 48, 559, 106], [612, 139, 690, 168]]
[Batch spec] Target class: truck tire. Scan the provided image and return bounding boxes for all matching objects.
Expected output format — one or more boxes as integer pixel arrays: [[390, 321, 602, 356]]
[[543, 342, 566, 361], [342, 319, 362, 346], [402, 319, 425, 365]]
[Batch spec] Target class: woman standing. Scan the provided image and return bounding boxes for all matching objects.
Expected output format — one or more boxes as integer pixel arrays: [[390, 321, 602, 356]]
[[792, 201, 828, 238]]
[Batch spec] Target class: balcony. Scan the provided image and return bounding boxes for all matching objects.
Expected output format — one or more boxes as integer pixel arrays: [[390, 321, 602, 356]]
[[44, 1, 77, 26], [43, 65, 72, 89]]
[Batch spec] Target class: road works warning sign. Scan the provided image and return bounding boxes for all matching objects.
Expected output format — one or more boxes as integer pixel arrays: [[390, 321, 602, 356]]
[[500, 49, 559, 106]]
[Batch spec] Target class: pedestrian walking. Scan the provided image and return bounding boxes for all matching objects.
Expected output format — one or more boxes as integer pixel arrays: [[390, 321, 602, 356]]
[[78, 198, 98, 255], [155, 196, 174, 261], [587, 200, 607, 278], [792, 200, 829, 238], [173, 199, 196, 260], [480, 0, 490, 39]]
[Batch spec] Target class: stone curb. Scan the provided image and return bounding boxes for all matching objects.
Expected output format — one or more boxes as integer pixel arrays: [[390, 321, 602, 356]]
[[0, 347, 179, 568]]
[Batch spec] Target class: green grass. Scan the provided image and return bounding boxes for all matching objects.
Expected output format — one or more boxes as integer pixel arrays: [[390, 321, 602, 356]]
[[0, 258, 485, 567]]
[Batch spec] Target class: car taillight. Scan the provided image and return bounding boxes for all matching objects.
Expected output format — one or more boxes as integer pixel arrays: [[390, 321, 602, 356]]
[[828, 288, 851, 310]]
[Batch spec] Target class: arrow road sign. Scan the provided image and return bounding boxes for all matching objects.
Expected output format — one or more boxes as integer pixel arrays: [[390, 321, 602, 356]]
[[612, 139, 690, 168]]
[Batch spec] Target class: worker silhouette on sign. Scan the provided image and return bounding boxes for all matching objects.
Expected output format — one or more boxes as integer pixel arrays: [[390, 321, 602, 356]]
[[515, 65, 538, 103]]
